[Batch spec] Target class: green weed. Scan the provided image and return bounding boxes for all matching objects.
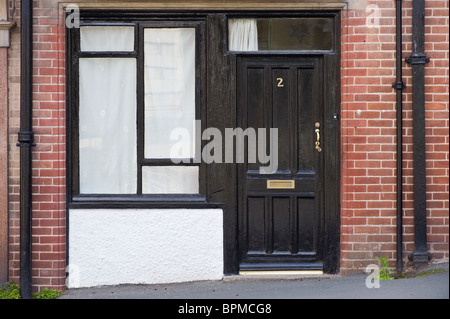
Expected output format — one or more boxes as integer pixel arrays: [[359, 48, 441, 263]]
[[0, 282, 61, 299], [375, 256, 394, 280]]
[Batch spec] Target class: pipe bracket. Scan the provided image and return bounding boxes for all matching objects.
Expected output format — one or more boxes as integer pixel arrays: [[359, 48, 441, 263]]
[[16, 131, 36, 147], [405, 53, 430, 65], [408, 251, 432, 269], [392, 81, 406, 90]]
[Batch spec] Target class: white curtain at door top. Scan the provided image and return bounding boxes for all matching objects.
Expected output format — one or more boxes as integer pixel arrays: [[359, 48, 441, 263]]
[[229, 19, 258, 51]]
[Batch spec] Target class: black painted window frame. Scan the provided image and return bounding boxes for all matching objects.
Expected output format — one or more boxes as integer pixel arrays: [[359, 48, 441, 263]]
[[66, 13, 210, 208]]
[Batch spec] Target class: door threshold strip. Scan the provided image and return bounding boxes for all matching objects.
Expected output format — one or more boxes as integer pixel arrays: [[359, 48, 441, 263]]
[[239, 270, 323, 276]]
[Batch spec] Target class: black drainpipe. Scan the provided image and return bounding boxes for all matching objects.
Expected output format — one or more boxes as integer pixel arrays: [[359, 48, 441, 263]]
[[16, 0, 34, 299], [392, 0, 405, 273], [405, 0, 431, 268]]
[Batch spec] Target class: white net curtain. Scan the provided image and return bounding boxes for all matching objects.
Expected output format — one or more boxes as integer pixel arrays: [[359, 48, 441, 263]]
[[78, 26, 199, 194], [228, 19, 258, 51], [79, 57, 137, 194], [143, 28, 196, 160]]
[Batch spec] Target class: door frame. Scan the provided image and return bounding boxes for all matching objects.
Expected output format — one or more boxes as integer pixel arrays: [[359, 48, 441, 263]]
[[225, 12, 341, 275], [200, 11, 341, 276]]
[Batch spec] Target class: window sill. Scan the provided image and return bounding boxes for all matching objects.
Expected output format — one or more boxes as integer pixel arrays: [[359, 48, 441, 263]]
[[68, 195, 223, 209]]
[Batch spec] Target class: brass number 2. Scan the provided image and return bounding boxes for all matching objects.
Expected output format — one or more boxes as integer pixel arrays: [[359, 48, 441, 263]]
[[277, 77, 284, 87]]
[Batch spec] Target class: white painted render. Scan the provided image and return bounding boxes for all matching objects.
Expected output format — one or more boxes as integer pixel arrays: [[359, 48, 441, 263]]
[[67, 209, 224, 288]]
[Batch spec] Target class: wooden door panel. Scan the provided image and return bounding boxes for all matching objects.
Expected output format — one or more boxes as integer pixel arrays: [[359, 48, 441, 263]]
[[247, 196, 265, 253], [246, 67, 265, 172], [297, 197, 315, 253], [238, 56, 323, 271], [272, 196, 291, 253], [297, 67, 316, 173], [272, 68, 290, 173]]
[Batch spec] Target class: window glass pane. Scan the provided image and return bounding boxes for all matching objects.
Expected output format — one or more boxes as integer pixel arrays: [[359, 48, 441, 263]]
[[229, 18, 333, 51], [79, 58, 137, 194], [80, 26, 135, 51], [142, 166, 199, 194], [144, 28, 196, 159]]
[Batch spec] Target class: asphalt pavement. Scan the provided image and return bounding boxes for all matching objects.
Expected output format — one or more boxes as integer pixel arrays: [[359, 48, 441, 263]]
[[59, 262, 448, 300]]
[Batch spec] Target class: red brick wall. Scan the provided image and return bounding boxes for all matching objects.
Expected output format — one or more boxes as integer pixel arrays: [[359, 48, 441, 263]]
[[8, 1, 67, 292], [0, 48, 9, 283], [420, 0, 450, 261], [6, 0, 449, 291], [341, 0, 449, 274], [6, 0, 20, 286]]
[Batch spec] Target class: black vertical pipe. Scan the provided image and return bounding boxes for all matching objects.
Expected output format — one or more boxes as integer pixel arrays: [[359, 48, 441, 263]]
[[392, 0, 405, 273], [17, 0, 34, 299], [406, 0, 431, 268]]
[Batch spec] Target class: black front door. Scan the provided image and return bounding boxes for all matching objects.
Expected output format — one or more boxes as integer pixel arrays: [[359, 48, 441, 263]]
[[237, 55, 326, 272]]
